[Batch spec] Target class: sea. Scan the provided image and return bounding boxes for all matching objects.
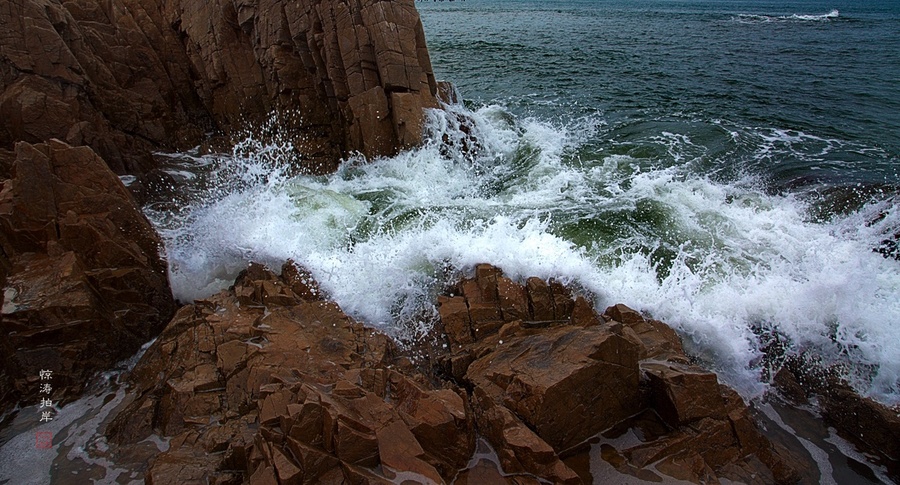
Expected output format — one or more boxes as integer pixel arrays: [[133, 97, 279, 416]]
[[150, 0, 900, 406], [2, 0, 899, 482]]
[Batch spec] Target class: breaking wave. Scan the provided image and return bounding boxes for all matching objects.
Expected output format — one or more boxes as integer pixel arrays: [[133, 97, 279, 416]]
[[147, 100, 900, 405], [735, 9, 840, 23]]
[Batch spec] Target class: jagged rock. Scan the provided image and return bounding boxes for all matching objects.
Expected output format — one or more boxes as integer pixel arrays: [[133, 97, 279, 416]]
[[642, 361, 727, 427], [466, 323, 641, 451], [107, 265, 475, 484], [1, 0, 439, 175], [471, 387, 581, 485], [0, 140, 174, 413], [437, 266, 808, 484], [773, 353, 900, 480], [104, 262, 815, 484]]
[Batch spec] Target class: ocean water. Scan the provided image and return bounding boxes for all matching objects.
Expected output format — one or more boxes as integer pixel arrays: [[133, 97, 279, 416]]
[[146, 0, 900, 407]]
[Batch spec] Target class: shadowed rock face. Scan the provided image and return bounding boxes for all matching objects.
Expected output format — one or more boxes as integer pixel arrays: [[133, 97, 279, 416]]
[[0, 140, 175, 414], [106, 263, 809, 484], [1, 0, 438, 175]]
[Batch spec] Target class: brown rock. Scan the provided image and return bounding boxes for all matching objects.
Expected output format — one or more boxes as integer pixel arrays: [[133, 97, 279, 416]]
[[471, 388, 581, 485], [642, 361, 727, 427], [466, 323, 641, 451], [604, 303, 645, 325], [1, 0, 439, 175], [549, 280, 574, 320], [820, 387, 900, 465], [376, 420, 443, 483], [525, 277, 554, 321], [0, 140, 174, 412], [106, 263, 812, 485], [497, 277, 530, 322], [108, 266, 474, 484], [569, 295, 601, 327], [281, 260, 323, 301], [437, 296, 473, 346]]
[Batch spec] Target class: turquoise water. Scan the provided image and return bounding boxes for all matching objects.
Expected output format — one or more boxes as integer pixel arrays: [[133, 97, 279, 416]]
[[147, 0, 900, 408]]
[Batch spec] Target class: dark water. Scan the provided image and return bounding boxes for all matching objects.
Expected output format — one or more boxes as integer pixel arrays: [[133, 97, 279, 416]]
[[420, 0, 900, 190]]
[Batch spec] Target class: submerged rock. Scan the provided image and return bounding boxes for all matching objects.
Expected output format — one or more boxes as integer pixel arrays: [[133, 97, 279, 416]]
[[106, 263, 813, 484], [0, 140, 175, 415]]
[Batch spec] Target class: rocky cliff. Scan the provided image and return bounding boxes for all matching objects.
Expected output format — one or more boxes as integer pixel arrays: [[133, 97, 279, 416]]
[[1, 0, 438, 175]]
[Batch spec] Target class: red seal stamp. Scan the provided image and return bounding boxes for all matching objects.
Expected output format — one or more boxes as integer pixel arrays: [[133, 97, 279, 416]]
[[35, 430, 53, 449]]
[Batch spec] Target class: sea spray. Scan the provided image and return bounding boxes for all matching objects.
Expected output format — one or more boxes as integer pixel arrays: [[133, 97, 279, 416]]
[[148, 101, 900, 405]]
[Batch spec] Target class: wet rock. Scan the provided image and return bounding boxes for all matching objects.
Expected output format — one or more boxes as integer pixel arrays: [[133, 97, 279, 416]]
[[472, 388, 581, 485], [466, 324, 641, 451], [820, 387, 900, 477], [438, 295, 474, 346], [642, 361, 727, 427], [107, 263, 812, 484], [772, 351, 900, 480], [0, 140, 174, 413], [108, 266, 475, 483], [436, 265, 807, 484]]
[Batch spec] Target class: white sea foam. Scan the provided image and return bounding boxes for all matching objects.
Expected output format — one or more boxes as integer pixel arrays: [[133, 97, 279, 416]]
[[735, 10, 840, 24], [150, 102, 900, 404]]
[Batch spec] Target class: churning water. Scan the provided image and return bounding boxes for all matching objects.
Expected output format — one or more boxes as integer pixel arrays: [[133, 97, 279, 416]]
[[147, 0, 900, 406]]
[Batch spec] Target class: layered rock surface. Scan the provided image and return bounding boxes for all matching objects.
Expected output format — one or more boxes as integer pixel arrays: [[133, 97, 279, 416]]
[[1, 0, 439, 175], [0, 140, 175, 414], [107, 263, 810, 484], [108, 262, 475, 484]]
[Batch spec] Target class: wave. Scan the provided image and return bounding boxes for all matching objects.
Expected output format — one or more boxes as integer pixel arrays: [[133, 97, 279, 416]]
[[146, 101, 900, 406], [734, 9, 840, 24]]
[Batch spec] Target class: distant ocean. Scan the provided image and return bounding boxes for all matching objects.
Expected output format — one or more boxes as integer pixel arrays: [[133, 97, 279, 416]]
[[149, 0, 900, 406]]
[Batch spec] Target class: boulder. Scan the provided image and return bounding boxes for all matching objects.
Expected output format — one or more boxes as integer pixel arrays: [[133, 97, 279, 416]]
[[0, 140, 174, 413], [105, 263, 812, 484], [466, 324, 641, 451]]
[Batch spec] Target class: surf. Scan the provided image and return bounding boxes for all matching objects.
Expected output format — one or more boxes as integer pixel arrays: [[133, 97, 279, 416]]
[[146, 98, 900, 406]]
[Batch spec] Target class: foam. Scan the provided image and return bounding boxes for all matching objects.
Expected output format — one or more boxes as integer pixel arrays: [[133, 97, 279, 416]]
[[735, 10, 840, 24], [149, 102, 900, 404]]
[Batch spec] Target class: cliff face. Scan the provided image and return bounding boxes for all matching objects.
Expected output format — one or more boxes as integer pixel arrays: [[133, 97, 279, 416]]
[[0, 0, 438, 175]]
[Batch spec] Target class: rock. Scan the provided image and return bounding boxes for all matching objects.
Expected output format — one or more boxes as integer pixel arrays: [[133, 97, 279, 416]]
[[525, 277, 554, 321], [773, 351, 900, 480], [642, 361, 726, 427], [0, 140, 174, 413], [437, 295, 474, 346], [106, 263, 811, 484], [820, 387, 900, 477], [0, 0, 207, 174], [472, 388, 581, 485], [436, 265, 807, 484], [107, 266, 475, 483], [1, 0, 439, 175], [466, 324, 641, 451]]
